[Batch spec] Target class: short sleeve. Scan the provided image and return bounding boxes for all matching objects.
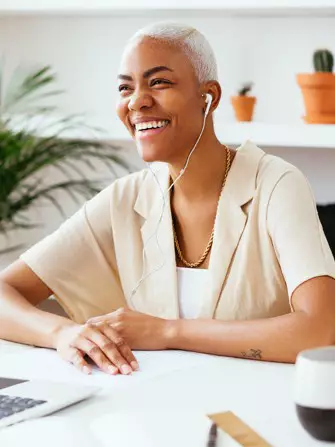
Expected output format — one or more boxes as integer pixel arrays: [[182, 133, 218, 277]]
[[20, 185, 126, 323], [267, 168, 335, 303]]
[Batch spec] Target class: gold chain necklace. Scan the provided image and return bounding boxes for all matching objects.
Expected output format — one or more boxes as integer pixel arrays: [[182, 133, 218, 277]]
[[172, 146, 231, 269]]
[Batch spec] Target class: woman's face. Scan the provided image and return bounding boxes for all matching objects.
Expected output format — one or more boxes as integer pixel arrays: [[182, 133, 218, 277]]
[[116, 37, 205, 164]]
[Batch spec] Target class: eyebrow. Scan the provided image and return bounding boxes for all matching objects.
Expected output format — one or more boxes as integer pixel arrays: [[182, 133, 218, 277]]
[[117, 65, 174, 81]]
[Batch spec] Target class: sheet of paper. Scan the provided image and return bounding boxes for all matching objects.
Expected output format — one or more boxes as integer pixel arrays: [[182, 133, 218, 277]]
[[0, 411, 241, 447], [90, 410, 243, 447], [0, 416, 103, 447], [0, 348, 216, 389]]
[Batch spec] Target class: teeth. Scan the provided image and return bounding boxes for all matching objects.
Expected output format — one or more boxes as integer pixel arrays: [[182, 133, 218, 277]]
[[135, 120, 169, 131]]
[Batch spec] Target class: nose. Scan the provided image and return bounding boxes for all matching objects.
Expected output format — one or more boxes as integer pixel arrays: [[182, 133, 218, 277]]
[[128, 90, 153, 111]]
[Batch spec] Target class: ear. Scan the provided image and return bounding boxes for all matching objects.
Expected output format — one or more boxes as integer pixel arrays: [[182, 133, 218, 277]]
[[201, 81, 222, 114]]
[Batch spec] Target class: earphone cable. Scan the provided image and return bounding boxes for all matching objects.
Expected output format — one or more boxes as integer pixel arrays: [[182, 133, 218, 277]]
[[127, 98, 210, 308]]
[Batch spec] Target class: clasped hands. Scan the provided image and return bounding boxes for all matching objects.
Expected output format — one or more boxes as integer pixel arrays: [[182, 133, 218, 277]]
[[54, 308, 173, 376]]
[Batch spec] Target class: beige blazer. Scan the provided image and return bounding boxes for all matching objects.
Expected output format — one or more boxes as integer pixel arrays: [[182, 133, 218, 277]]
[[21, 140, 335, 324]]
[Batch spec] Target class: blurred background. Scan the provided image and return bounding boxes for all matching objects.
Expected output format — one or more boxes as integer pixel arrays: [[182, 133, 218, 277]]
[[1, 0, 335, 268]]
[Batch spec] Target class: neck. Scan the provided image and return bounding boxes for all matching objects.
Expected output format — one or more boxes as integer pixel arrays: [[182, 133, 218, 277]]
[[168, 124, 231, 202]]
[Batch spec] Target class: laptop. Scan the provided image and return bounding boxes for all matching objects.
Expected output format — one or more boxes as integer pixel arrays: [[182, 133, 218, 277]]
[[0, 377, 99, 429]]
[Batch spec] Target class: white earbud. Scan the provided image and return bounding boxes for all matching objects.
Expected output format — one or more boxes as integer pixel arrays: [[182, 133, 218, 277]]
[[204, 93, 213, 117]]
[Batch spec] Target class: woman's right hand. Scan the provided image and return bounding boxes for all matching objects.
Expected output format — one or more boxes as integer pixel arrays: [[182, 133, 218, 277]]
[[54, 322, 139, 375]]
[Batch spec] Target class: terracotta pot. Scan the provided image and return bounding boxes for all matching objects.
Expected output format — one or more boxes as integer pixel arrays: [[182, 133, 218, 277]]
[[231, 96, 256, 122], [297, 73, 335, 124]]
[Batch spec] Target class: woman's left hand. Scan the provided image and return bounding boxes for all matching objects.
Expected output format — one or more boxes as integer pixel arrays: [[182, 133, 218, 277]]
[[86, 308, 172, 350]]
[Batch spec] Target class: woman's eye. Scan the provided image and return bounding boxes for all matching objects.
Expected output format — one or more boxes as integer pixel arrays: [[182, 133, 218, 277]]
[[151, 79, 171, 87], [118, 85, 130, 92]]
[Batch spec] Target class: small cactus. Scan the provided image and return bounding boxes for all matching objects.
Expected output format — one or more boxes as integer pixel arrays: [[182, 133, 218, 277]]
[[238, 82, 253, 96], [313, 49, 334, 73]]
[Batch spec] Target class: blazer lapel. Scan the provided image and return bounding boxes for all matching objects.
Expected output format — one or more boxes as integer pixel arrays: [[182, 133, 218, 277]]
[[199, 141, 266, 318], [133, 164, 179, 319], [132, 141, 265, 320]]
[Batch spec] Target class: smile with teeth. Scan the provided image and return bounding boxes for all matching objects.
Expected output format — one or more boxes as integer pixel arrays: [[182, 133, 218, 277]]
[[134, 120, 169, 131]]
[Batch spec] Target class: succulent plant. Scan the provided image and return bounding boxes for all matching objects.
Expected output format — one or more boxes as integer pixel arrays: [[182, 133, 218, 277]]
[[313, 49, 334, 73], [238, 82, 253, 96]]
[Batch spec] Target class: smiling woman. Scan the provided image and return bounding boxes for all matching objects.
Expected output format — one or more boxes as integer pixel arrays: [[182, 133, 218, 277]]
[[0, 22, 335, 375], [116, 29, 218, 165]]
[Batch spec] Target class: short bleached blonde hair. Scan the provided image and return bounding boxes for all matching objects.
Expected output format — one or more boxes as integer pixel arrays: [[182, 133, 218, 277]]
[[125, 21, 218, 83]]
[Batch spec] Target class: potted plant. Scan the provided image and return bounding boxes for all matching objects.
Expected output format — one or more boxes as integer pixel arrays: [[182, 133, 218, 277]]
[[0, 64, 130, 255], [297, 49, 335, 124], [231, 82, 256, 122]]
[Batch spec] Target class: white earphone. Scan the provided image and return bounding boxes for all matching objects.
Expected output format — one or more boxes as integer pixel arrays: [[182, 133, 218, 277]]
[[204, 93, 213, 117], [128, 92, 213, 308]]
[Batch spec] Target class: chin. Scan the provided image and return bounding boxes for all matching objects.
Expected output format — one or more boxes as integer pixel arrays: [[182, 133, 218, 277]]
[[136, 145, 171, 164]]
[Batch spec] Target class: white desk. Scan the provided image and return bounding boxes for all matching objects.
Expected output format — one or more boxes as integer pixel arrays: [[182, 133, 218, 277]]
[[0, 340, 329, 447]]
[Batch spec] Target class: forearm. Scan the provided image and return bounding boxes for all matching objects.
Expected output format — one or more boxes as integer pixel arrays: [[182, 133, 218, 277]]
[[166, 311, 334, 363], [0, 282, 74, 349]]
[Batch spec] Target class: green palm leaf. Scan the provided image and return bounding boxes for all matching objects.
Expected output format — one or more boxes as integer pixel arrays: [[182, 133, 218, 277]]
[[0, 63, 132, 253]]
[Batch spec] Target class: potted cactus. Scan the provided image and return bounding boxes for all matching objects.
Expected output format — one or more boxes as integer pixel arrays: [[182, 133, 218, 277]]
[[297, 49, 335, 124], [231, 82, 256, 122]]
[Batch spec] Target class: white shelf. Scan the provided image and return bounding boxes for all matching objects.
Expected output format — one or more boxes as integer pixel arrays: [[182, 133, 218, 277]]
[[216, 122, 335, 149], [8, 114, 335, 149], [96, 121, 335, 150], [63, 123, 335, 150], [1, 0, 335, 17]]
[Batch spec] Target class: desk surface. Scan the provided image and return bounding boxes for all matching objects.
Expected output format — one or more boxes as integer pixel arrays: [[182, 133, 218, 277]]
[[0, 340, 329, 447]]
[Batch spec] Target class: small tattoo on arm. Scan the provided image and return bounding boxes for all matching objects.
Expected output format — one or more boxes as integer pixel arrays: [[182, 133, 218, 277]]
[[241, 349, 263, 360]]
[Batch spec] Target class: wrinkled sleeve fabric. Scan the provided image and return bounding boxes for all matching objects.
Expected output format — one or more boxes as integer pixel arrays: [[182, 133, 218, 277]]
[[20, 185, 126, 324], [267, 168, 335, 306]]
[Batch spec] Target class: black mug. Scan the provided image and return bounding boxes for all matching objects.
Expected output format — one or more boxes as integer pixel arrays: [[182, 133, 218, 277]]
[[294, 346, 335, 442]]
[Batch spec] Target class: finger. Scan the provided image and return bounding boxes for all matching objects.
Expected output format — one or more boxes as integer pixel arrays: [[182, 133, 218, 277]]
[[68, 347, 92, 375], [73, 334, 119, 375], [102, 325, 139, 371], [87, 327, 133, 375], [87, 312, 115, 325], [87, 307, 128, 325]]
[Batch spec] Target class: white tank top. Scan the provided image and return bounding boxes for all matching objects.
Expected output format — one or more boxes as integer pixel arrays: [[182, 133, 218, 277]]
[[177, 267, 210, 319]]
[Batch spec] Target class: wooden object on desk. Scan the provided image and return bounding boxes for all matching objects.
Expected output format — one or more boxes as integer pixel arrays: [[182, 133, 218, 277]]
[[208, 411, 272, 447]]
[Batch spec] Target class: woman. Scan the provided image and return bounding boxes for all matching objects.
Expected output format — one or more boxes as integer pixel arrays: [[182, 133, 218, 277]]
[[1, 22, 335, 376]]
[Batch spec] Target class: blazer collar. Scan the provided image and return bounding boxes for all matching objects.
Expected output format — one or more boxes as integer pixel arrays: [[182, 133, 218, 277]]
[[132, 140, 266, 319], [134, 140, 264, 219]]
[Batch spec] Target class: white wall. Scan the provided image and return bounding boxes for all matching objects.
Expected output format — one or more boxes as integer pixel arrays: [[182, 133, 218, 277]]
[[1, 15, 335, 127], [0, 14, 335, 265], [3, 0, 335, 12]]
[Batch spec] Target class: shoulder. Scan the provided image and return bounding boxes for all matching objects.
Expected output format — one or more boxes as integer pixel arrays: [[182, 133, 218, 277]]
[[253, 146, 309, 198], [235, 141, 310, 203], [87, 168, 151, 209], [111, 168, 151, 200], [258, 151, 302, 184], [81, 168, 151, 226], [248, 147, 316, 219]]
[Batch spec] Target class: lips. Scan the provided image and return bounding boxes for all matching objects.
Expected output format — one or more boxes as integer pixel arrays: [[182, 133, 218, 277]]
[[130, 116, 170, 126], [134, 121, 170, 140]]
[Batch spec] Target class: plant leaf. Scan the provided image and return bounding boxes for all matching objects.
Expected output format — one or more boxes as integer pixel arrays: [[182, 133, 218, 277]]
[[0, 63, 132, 251]]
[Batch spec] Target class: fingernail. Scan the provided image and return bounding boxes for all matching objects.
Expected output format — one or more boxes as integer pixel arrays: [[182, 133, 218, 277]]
[[83, 366, 91, 375], [121, 365, 132, 375], [108, 365, 118, 375], [131, 361, 139, 371]]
